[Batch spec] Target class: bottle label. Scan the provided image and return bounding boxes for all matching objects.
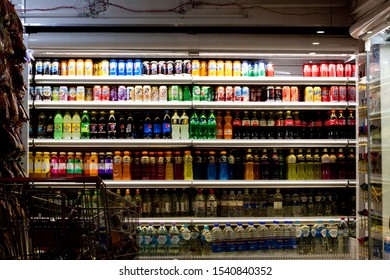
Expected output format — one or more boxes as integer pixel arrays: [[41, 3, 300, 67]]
[[63, 123, 71, 133], [108, 122, 116, 132], [144, 123, 152, 134], [242, 119, 250, 126], [251, 120, 259, 126], [163, 123, 171, 133], [273, 201, 283, 209], [170, 235, 180, 245], [153, 123, 161, 134], [157, 235, 167, 245], [74, 161, 83, 174], [285, 119, 294, 126], [182, 232, 191, 241], [72, 123, 80, 133]]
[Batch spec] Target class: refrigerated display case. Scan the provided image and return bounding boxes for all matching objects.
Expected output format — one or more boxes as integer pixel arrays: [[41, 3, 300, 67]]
[[25, 32, 359, 259]]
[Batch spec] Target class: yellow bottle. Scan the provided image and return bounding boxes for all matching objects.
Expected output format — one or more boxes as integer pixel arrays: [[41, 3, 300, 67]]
[[113, 151, 123, 180], [90, 152, 98, 176], [244, 149, 254, 180], [183, 150, 193, 180], [165, 151, 174, 180], [122, 151, 132, 180], [28, 152, 34, 178], [34, 152, 43, 178], [42, 152, 51, 178]]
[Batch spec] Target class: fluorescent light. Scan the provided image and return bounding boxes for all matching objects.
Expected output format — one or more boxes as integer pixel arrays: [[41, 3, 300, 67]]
[[309, 52, 316, 55], [312, 42, 320, 45], [367, 31, 373, 34], [317, 30, 325, 34]]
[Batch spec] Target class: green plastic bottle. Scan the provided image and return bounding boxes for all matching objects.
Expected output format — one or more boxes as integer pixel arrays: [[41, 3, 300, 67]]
[[207, 110, 217, 139], [53, 111, 63, 139], [81, 110, 90, 139]]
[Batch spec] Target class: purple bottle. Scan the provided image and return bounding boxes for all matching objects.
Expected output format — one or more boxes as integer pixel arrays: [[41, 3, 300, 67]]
[[105, 152, 113, 180], [110, 86, 118, 101]]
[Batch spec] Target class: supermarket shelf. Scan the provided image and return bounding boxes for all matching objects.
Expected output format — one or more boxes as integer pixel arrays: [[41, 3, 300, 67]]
[[192, 139, 356, 148], [137, 216, 351, 225], [192, 101, 356, 110], [29, 100, 192, 110], [192, 76, 358, 85], [104, 180, 191, 189], [34, 75, 193, 85], [29, 139, 192, 148]]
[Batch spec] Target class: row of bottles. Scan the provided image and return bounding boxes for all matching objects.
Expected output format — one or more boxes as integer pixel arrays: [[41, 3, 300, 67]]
[[29, 148, 356, 181], [31, 109, 356, 140], [116, 187, 355, 218], [137, 219, 354, 256]]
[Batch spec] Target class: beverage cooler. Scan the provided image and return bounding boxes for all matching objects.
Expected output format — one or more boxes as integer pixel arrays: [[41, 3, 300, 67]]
[[25, 32, 359, 259]]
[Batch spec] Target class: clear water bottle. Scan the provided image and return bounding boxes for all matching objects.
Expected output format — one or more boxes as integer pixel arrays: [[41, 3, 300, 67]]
[[284, 221, 297, 253], [311, 221, 327, 254], [234, 222, 247, 253], [211, 223, 224, 253], [144, 222, 157, 255], [190, 225, 202, 256], [296, 221, 312, 255], [227, 190, 237, 217], [223, 223, 236, 253], [201, 225, 213, 256], [273, 188, 283, 217], [179, 224, 191, 256], [337, 217, 349, 254], [326, 220, 338, 254], [220, 190, 229, 217], [243, 188, 251, 216], [194, 189, 206, 217], [270, 221, 284, 253], [137, 222, 145, 255], [157, 222, 168, 255], [250, 189, 260, 217], [235, 190, 244, 217], [246, 222, 259, 252], [257, 221, 270, 252]]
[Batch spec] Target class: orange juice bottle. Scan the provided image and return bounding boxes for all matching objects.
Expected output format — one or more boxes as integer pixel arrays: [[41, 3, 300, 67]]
[[84, 152, 90, 176], [113, 151, 123, 180], [165, 151, 174, 180], [122, 151, 131, 180], [90, 152, 98, 176], [216, 111, 224, 139], [223, 111, 233, 139]]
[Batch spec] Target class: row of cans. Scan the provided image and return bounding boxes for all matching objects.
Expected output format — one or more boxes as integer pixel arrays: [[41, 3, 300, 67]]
[[192, 60, 274, 77], [303, 63, 355, 78], [303, 86, 356, 102]]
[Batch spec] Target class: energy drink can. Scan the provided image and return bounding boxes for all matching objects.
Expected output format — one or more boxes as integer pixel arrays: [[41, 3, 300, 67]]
[[313, 86, 322, 102], [234, 86, 242, 101], [126, 86, 135, 101], [93, 85, 102, 101]]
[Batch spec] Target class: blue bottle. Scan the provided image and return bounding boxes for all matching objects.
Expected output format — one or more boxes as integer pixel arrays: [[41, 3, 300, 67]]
[[143, 112, 153, 139], [227, 151, 235, 179], [219, 150, 229, 180], [207, 151, 217, 180]]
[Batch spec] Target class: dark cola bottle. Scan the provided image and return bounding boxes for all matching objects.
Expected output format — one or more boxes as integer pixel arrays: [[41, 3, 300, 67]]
[[267, 112, 276, 139], [326, 110, 338, 139], [259, 112, 267, 139], [232, 111, 242, 139], [260, 149, 270, 180], [284, 110, 294, 139], [314, 111, 324, 139], [292, 111, 302, 139], [241, 110, 251, 139], [275, 111, 284, 139], [251, 111, 259, 139]]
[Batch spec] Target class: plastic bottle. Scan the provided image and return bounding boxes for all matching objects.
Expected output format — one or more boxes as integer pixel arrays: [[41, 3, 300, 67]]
[[259, 189, 268, 217], [267, 191, 274, 217], [218, 151, 228, 180], [157, 222, 168, 255], [270, 148, 280, 179], [40, 152, 50, 178], [80, 110, 90, 139], [207, 110, 217, 139], [137, 222, 145, 255], [53, 111, 63, 139], [257, 221, 270, 252], [179, 224, 191, 256], [189, 225, 202, 256], [189, 110, 199, 139], [71, 112, 81, 139], [216, 111, 223, 139], [104, 152, 113, 179], [173, 151, 184, 180], [235, 222, 247, 253], [171, 110, 181, 139], [260, 149, 270, 180], [178, 188, 190, 216], [180, 110, 189, 139], [223, 111, 233, 139], [326, 220, 338, 254], [122, 151, 131, 180], [49, 152, 58, 177], [206, 151, 217, 180], [223, 223, 236, 253], [149, 152, 156, 180], [338, 217, 349, 254], [97, 152, 105, 178], [156, 152, 165, 180], [227, 151, 235, 179], [201, 225, 212, 255], [286, 149, 297, 180], [142, 189, 152, 217], [211, 223, 224, 253], [273, 188, 283, 217], [296, 149, 305, 180], [162, 110, 172, 139], [62, 111, 72, 139], [168, 222, 180, 255], [89, 152, 98, 176], [246, 222, 259, 252], [74, 152, 83, 177], [242, 188, 251, 217], [143, 112, 152, 139], [161, 189, 172, 217], [270, 221, 283, 252], [241, 110, 251, 139], [296, 221, 312, 255], [227, 190, 236, 217], [249, 189, 259, 217], [106, 110, 116, 139], [206, 189, 218, 217], [235, 190, 244, 217], [198, 110, 208, 139], [329, 148, 338, 179], [220, 190, 228, 217], [36, 112, 46, 138], [311, 221, 327, 254], [244, 149, 254, 180], [292, 192, 301, 217], [141, 151, 150, 180], [304, 149, 314, 180], [194, 189, 206, 217], [144, 222, 157, 255], [132, 188, 142, 215], [112, 151, 122, 180], [164, 151, 174, 180], [183, 150, 193, 180], [58, 152, 67, 177], [321, 148, 331, 179], [284, 221, 297, 252]]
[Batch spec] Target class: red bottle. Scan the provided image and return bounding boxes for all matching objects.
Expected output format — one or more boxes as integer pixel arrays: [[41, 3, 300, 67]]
[[58, 152, 67, 177], [156, 151, 165, 180], [173, 151, 184, 180]]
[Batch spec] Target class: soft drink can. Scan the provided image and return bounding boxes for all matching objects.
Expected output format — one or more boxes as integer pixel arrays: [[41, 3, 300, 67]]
[[68, 59, 76, 75], [52, 87, 59, 101], [275, 86, 282, 101], [117, 60, 126, 76], [242, 86, 250, 101], [336, 63, 344, 77], [134, 59, 142, 75], [233, 61, 241, 76], [175, 60, 183, 75], [76, 86, 85, 101], [101, 60, 109, 76], [143, 85, 151, 101], [110, 86, 118, 101], [84, 59, 93, 76], [321, 87, 330, 102], [208, 60, 217, 76], [200, 61, 207, 76], [85, 87, 93, 101], [216, 86, 225, 101], [159, 85, 168, 101], [320, 63, 328, 77], [35, 60, 43, 75], [43, 59, 51, 75], [151, 86, 159, 101], [223, 60, 232, 76], [59, 86, 68, 101], [192, 60, 200, 76], [126, 86, 135, 101], [290, 86, 299, 101], [42, 86, 52, 101], [135, 85, 143, 101], [216, 60, 224, 76], [142, 61, 151, 75], [68, 87, 77, 101], [50, 59, 59, 75], [158, 61, 167, 75], [313, 86, 322, 102], [266, 86, 274, 101], [93, 62, 99, 76], [101, 85, 110, 101], [200, 86, 209, 101], [126, 59, 134, 76], [311, 64, 319, 77], [304, 86, 313, 102], [303, 64, 311, 77], [183, 60, 192, 75], [150, 61, 158, 75], [339, 86, 347, 102], [282, 86, 291, 102], [226, 86, 234, 101], [93, 85, 102, 101], [118, 85, 126, 100], [60, 60, 68, 76], [241, 60, 249, 77], [266, 62, 274, 77], [76, 59, 85, 76], [345, 63, 352, 77], [167, 61, 174, 75], [330, 86, 339, 102], [328, 63, 336, 77], [258, 61, 266, 76], [170, 85, 179, 101], [347, 86, 356, 102], [250, 88, 256, 101], [192, 86, 201, 101], [248, 61, 255, 77], [234, 86, 242, 101]]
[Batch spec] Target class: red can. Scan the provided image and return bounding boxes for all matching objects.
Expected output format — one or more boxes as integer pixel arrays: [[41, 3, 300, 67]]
[[311, 64, 319, 77], [347, 86, 356, 102], [93, 85, 101, 101], [101, 85, 110, 101], [321, 87, 330, 102], [345, 63, 352, 77], [216, 86, 225, 101], [225, 86, 234, 101], [303, 64, 312, 77], [320, 63, 328, 77], [339, 86, 347, 102], [336, 63, 344, 77], [290, 86, 299, 101], [282, 86, 291, 102], [328, 63, 336, 77], [330, 86, 339, 102], [351, 64, 356, 77], [266, 62, 274, 77]]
